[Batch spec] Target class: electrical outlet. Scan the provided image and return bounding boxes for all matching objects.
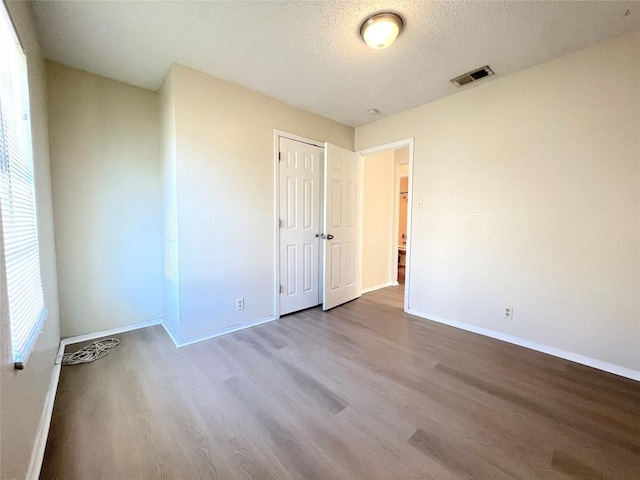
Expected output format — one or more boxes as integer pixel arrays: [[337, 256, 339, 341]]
[[236, 298, 244, 310], [504, 306, 513, 319]]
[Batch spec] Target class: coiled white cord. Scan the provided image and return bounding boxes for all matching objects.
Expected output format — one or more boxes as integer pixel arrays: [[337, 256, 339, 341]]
[[62, 338, 120, 366]]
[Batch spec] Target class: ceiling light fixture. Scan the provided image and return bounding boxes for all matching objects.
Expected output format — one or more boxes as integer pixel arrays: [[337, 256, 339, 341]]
[[360, 12, 404, 50], [367, 108, 380, 115]]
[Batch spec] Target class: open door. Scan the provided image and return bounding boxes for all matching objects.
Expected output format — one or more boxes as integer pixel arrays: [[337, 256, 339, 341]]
[[322, 143, 363, 310]]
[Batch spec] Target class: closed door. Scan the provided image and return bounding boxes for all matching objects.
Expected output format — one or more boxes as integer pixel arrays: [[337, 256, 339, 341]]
[[322, 143, 363, 310], [279, 137, 322, 315]]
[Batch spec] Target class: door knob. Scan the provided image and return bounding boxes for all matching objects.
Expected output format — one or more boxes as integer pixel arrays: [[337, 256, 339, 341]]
[[326, 234, 334, 240]]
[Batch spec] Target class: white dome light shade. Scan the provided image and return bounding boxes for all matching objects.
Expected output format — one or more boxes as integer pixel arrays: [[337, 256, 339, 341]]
[[360, 12, 403, 50]]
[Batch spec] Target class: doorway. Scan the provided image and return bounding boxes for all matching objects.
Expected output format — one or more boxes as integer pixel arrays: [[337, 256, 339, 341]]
[[360, 139, 414, 311]]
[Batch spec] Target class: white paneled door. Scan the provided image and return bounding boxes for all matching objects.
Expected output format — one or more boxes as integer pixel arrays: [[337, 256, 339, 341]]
[[322, 143, 363, 310], [279, 137, 323, 315]]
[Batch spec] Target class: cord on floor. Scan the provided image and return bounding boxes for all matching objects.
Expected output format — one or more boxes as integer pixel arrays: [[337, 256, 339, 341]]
[[62, 338, 120, 366]]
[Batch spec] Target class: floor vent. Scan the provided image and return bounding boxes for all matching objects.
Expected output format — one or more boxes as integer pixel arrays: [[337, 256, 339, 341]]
[[450, 66, 494, 87]]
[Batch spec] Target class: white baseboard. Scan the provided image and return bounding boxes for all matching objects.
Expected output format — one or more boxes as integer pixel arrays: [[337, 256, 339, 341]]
[[59, 318, 164, 352], [161, 321, 182, 348], [58, 315, 280, 351], [361, 281, 399, 294], [162, 315, 277, 348], [406, 308, 640, 382], [26, 345, 62, 480]]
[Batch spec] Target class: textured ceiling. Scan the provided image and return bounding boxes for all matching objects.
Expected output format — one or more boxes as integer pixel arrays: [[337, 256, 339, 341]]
[[30, 1, 639, 127]]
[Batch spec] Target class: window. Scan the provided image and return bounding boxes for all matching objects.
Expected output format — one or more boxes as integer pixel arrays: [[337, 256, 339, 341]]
[[0, 3, 46, 369]]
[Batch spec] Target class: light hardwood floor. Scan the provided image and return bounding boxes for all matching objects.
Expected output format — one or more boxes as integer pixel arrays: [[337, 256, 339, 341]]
[[42, 286, 640, 479]]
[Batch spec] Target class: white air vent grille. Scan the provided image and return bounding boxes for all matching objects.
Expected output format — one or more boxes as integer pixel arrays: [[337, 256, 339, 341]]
[[451, 66, 494, 87]]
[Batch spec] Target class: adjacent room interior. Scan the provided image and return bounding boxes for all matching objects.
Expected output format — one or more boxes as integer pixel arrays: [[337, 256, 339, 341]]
[[1, 1, 639, 479], [363, 145, 411, 296]]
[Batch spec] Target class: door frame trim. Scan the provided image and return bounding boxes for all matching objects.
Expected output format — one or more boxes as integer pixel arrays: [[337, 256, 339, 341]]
[[358, 138, 415, 312], [273, 130, 324, 319]]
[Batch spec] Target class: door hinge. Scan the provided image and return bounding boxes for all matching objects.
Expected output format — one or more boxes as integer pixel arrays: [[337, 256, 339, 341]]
[[278, 152, 281, 161], [278, 219, 283, 229], [279, 285, 283, 294]]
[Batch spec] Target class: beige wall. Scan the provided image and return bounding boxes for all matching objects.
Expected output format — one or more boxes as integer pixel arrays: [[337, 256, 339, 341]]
[[395, 148, 410, 166], [47, 62, 163, 337], [169, 64, 354, 341], [0, 2, 61, 479], [362, 150, 395, 291], [356, 32, 640, 372], [397, 164, 409, 175]]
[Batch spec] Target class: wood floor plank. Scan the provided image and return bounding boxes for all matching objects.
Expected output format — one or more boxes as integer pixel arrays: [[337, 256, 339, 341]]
[[41, 285, 640, 479]]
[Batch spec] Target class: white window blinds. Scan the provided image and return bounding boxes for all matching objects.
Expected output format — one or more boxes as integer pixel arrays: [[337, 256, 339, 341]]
[[0, 3, 47, 369]]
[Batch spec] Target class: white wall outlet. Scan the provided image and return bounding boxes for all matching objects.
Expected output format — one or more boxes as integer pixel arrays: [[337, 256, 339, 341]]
[[236, 298, 244, 310], [504, 306, 513, 319], [416, 200, 424, 211]]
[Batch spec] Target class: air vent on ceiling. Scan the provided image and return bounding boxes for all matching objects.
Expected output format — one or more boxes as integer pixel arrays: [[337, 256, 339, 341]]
[[450, 66, 494, 87]]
